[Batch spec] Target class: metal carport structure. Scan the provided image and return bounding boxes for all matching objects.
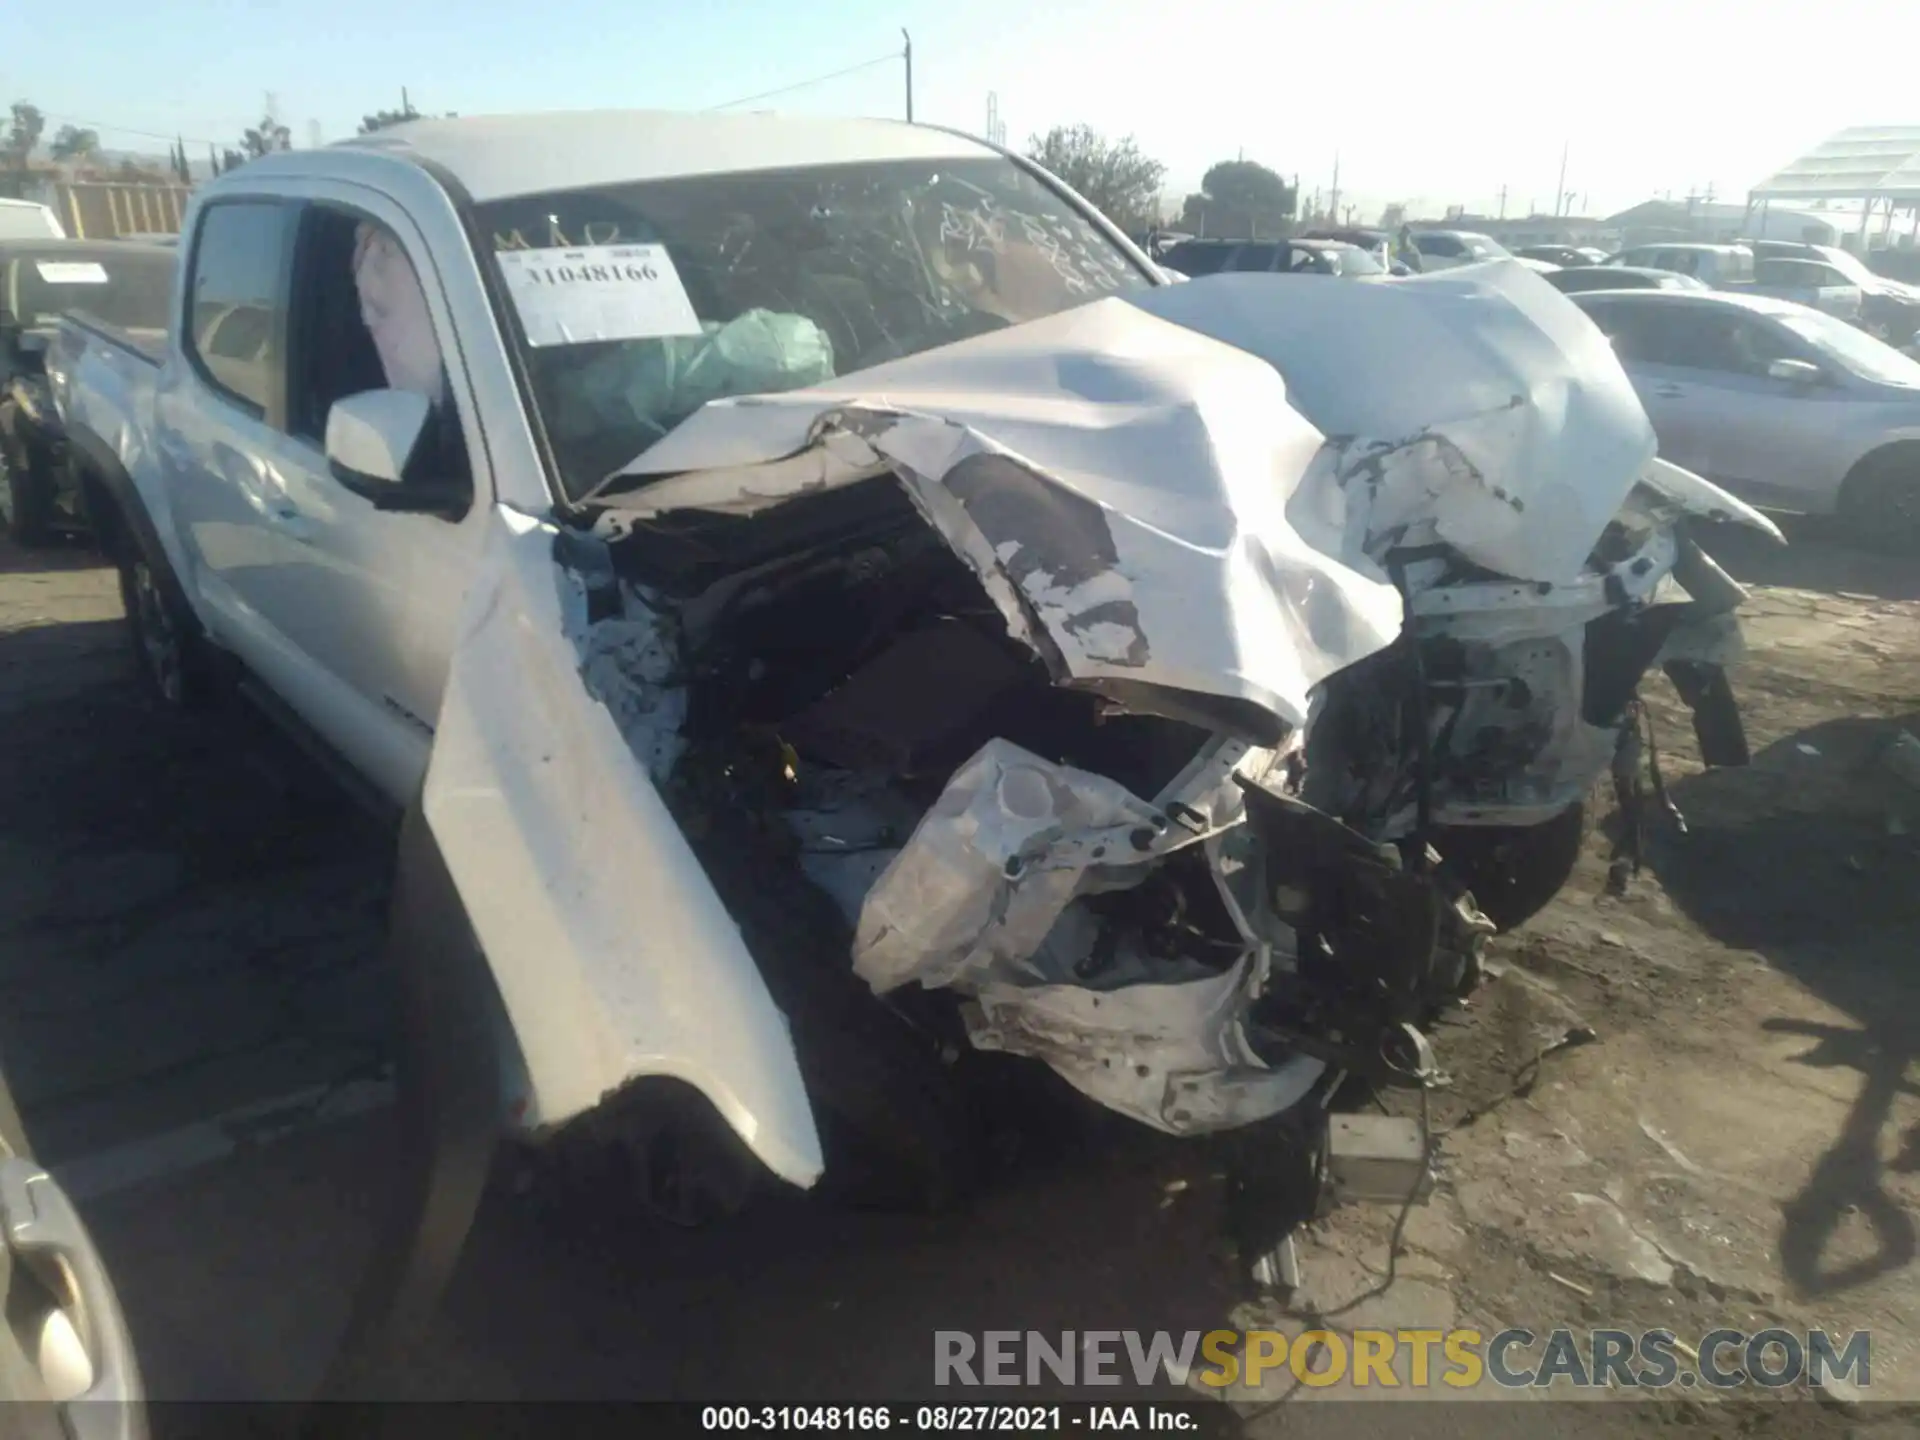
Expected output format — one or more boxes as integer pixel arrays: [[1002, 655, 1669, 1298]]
[[1747, 126, 1920, 247]]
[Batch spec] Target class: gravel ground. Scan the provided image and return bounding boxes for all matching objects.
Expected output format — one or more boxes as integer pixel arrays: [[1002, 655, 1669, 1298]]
[[1, 521, 1914, 1438]]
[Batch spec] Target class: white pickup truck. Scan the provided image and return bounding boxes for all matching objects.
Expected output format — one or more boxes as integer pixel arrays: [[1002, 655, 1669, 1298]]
[[47, 111, 1780, 1223]]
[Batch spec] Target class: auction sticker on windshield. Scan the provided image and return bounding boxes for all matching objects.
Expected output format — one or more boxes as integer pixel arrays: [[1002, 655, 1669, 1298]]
[[35, 261, 109, 284], [495, 244, 702, 348]]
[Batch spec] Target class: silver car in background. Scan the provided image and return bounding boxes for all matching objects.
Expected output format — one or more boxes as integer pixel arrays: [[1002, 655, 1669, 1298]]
[[1571, 289, 1920, 544]]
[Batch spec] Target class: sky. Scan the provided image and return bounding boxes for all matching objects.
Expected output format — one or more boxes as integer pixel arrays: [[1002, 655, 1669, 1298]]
[[5, 0, 1917, 224]]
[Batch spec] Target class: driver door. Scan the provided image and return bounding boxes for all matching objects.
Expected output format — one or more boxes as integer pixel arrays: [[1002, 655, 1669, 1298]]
[[0, 1045, 145, 1438]]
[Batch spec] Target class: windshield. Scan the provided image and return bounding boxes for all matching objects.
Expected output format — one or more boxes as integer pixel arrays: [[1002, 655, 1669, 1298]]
[[1777, 308, 1920, 387], [8, 249, 175, 331], [1463, 234, 1510, 258], [472, 157, 1153, 497]]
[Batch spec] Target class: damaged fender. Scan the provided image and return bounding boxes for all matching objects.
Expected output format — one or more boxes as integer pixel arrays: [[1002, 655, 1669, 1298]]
[[420, 507, 823, 1187]]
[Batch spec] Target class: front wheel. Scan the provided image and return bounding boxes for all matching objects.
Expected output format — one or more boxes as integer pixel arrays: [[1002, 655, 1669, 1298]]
[[1838, 446, 1920, 554], [1433, 801, 1590, 932], [0, 436, 54, 548]]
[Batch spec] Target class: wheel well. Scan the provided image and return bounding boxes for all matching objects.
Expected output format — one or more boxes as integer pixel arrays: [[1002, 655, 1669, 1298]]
[[74, 462, 128, 562], [1838, 439, 1920, 515]]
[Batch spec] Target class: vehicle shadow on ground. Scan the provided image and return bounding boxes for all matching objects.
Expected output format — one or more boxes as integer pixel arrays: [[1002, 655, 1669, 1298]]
[[419, 1079, 1256, 1404], [1702, 516, 1920, 603], [1644, 711, 1920, 1301], [0, 535, 106, 577]]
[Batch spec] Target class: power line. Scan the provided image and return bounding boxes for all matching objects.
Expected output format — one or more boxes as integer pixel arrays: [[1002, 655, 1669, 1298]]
[[703, 52, 899, 112], [32, 109, 228, 150]]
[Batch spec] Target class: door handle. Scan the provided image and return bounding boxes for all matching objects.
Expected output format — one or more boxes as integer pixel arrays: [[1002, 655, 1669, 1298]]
[[265, 501, 316, 544], [1652, 384, 1686, 399], [0, 1158, 145, 1440]]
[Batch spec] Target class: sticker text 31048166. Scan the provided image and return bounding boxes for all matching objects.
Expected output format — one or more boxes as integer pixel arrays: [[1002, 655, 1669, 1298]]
[[494, 243, 703, 348]]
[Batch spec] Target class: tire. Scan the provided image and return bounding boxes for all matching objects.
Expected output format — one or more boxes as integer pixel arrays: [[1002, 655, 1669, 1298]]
[[0, 433, 54, 548], [1838, 445, 1920, 554], [1433, 800, 1590, 933], [680, 807, 977, 1212], [113, 517, 216, 710]]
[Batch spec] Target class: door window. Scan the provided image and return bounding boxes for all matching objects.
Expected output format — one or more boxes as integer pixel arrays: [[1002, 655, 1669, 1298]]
[[1592, 301, 1795, 376], [284, 205, 473, 516], [1416, 234, 1463, 258], [1228, 243, 1280, 272], [184, 202, 292, 417]]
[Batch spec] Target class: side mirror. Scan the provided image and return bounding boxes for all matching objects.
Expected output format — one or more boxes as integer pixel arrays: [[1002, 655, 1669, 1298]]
[[325, 389, 466, 517], [1766, 357, 1824, 386], [1390, 262, 1413, 277]]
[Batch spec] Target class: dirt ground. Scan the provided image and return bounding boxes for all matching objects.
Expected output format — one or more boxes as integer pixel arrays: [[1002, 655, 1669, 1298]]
[[1232, 519, 1920, 1428], [1, 518, 1916, 1436]]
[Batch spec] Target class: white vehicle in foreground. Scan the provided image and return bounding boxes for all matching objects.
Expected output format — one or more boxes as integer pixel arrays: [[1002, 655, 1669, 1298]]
[[48, 112, 1777, 1218]]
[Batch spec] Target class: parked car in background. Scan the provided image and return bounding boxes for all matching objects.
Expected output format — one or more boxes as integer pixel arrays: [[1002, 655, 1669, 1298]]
[[1571, 289, 1920, 545], [1408, 229, 1513, 269], [1748, 257, 1862, 321], [1299, 226, 1400, 271], [1747, 240, 1920, 342], [0, 1048, 145, 1430], [1606, 243, 1756, 288], [1157, 236, 1385, 278], [1546, 265, 1706, 295], [0, 198, 65, 241], [1868, 247, 1920, 286], [1517, 244, 1608, 268], [0, 239, 175, 545]]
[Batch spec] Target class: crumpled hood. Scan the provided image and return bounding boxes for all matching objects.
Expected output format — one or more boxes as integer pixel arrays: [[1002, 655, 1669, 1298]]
[[1128, 261, 1660, 583], [597, 262, 1726, 733]]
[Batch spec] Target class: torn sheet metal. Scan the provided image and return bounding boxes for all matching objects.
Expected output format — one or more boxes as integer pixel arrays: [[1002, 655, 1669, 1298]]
[[600, 298, 1407, 733], [420, 506, 821, 1186], [1640, 456, 1784, 541], [1128, 263, 1659, 584], [847, 734, 1314, 1134], [853, 738, 1176, 995], [967, 953, 1326, 1135]]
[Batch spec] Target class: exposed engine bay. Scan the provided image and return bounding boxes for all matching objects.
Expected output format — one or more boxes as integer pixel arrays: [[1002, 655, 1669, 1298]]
[[537, 263, 1781, 1162]]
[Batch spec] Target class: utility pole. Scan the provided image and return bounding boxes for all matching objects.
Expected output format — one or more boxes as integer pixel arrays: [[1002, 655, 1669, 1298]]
[[1498, 184, 1507, 219], [1328, 152, 1340, 231], [402, 86, 413, 117], [902, 30, 914, 123], [1555, 140, 1568, 217]]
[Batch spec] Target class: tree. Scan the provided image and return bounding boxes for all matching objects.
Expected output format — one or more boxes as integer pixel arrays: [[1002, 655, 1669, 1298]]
[[1180, 159, 1297, 239], [113, 157, 170, 184], [4, 102, 46, 170], [171, 138, 192, 185], [49, 124, 100, 164], [241, 116, 291, 159], [1025, 125, 1167, 234]]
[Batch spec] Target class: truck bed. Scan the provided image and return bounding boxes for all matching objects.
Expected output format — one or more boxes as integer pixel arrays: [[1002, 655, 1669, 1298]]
[[63, 312, 166, 367]]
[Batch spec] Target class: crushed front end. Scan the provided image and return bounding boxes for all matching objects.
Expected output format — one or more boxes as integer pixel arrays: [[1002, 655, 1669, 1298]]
[[545, 270, 1775, 1182]]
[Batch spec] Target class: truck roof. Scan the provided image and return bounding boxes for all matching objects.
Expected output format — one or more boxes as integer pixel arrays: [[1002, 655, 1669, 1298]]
[[333, 110, 1002, 204]]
